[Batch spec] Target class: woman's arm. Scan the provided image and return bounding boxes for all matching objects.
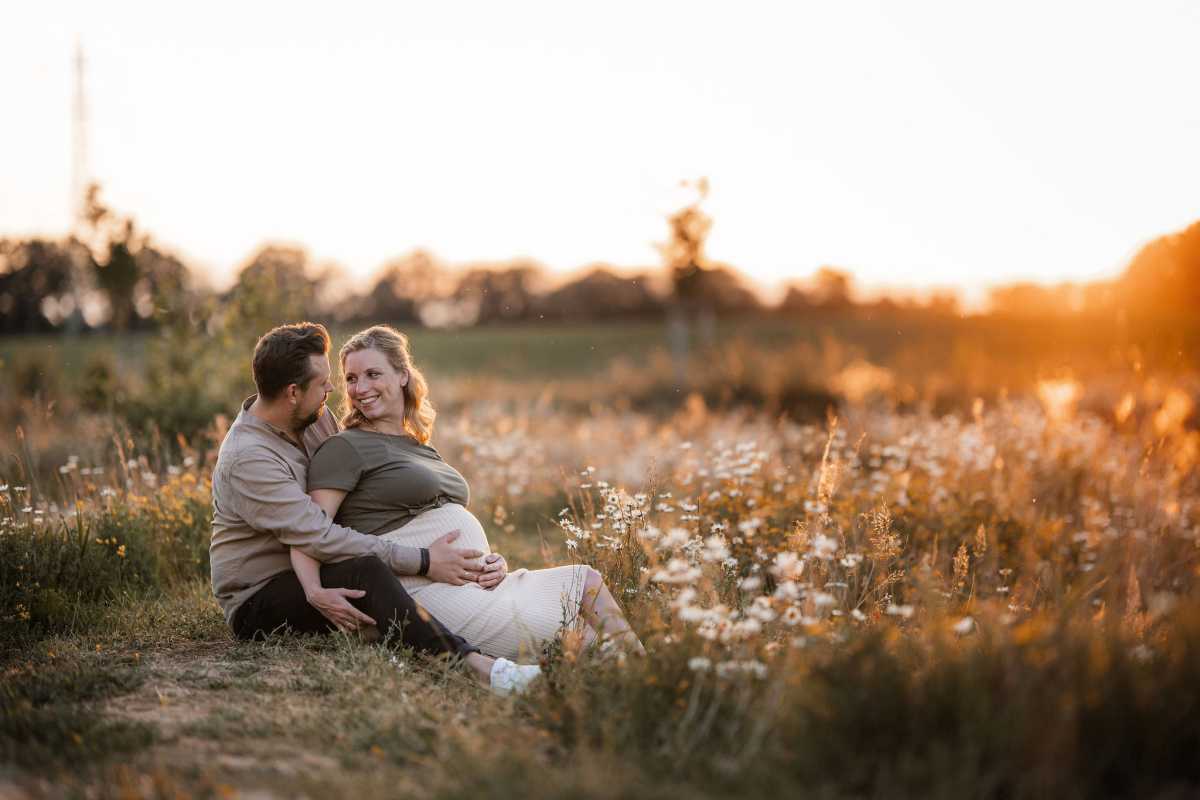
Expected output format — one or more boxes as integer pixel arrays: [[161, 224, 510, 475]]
[[289, 548, 325, 596], [311, 487, 349, 520], [290, 488, 350, 595], [290, 488, 376, 631]]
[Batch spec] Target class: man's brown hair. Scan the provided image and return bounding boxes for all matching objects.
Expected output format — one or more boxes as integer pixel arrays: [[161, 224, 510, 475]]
[[252, 322, 331, 400]]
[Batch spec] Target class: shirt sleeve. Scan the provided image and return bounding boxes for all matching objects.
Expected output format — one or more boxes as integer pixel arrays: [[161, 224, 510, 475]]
[[307, 435, 365, 492], [228, 448, 421, 574]]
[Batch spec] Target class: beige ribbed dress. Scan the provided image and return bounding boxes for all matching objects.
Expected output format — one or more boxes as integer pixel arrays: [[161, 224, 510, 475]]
[[309, 430, 589, 662]]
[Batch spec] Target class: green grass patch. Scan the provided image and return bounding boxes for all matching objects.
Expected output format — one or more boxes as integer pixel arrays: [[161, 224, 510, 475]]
[[1, 646, 153, 771]]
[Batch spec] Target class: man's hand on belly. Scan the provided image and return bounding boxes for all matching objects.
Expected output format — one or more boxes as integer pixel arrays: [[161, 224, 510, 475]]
[[428, 530, 486, 586]]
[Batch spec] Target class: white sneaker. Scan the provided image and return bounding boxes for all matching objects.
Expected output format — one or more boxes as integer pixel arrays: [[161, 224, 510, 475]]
[[489, 658, 542, 696]]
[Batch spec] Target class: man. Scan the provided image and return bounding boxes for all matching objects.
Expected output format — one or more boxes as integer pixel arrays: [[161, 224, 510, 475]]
[[210, 322, 538, 694]]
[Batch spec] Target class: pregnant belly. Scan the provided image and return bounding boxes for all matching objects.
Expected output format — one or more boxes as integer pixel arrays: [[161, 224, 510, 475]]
[[378, 504, 491, 592]]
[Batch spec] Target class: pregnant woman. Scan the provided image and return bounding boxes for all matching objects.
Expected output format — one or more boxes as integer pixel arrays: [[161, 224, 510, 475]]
[[289, 325, 643, 662]]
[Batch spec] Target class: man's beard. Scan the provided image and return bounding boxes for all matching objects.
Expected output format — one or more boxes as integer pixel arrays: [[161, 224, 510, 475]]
[[295, 403, 325, 430]]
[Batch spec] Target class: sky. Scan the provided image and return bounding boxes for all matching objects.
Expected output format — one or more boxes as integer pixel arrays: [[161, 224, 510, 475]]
[[3, 0, 1198, 307]]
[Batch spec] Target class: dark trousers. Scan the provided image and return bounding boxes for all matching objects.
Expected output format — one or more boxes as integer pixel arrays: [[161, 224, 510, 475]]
[[231, 555, 479, 659]]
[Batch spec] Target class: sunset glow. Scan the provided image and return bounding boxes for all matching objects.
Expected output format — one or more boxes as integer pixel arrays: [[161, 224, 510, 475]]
[[3, 1, 1199, 304]]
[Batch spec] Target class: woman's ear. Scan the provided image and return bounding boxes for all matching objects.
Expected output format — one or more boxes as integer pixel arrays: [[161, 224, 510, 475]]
[[400, 369, 410, 389]]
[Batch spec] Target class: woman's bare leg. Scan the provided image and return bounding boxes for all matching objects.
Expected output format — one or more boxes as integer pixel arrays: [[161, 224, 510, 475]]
[[579, 567, 645, 655], [465, 652, 496, 684], [577, 622, 599, 649]]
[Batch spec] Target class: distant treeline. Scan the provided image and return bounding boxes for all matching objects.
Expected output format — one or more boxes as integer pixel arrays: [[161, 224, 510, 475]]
[[0, 237, 863, 335], [1, 183, 1196, 335], [986, 220, 1200, 318]]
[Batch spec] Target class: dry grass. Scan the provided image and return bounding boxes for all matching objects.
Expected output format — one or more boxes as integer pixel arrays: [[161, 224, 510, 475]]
[[2, 317, 1199, 798]]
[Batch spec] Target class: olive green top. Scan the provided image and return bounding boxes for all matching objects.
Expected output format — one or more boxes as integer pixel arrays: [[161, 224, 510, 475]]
[[307, 428, 470, 535]]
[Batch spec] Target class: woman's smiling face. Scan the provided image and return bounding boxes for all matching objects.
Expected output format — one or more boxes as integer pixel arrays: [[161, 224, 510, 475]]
[[343, 347, 408, 424]]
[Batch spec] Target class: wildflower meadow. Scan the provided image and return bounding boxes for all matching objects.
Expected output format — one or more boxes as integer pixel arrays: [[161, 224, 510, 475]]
[[2, 316, 1199, 799]]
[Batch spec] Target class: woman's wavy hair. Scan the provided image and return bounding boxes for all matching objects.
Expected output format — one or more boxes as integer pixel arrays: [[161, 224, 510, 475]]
[[338, 325, 436, 443]]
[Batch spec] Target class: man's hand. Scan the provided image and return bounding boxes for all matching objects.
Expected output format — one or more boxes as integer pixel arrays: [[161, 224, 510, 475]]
[[478, 553, 508, 590], [427, 530, 485, 586], [306, 587, 377, 632]]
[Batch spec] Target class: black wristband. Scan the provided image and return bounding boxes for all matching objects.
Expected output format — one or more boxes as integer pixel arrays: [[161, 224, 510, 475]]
[[418, 547, 430, 577]]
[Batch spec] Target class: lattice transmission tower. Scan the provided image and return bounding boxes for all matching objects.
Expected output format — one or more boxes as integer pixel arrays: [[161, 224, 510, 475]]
[[71, 39, 89, 234], [65, 39, 92, 334]]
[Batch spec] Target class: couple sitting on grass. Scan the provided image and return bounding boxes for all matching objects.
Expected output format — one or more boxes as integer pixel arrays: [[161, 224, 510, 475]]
[[209, 322, 642, 695]]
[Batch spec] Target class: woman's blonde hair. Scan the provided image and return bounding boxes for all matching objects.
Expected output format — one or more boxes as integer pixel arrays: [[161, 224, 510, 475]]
[[338, 325, 436, 443]]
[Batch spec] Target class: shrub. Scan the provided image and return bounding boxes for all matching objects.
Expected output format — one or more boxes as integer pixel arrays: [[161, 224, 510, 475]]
[[0, 471, 211, 640]]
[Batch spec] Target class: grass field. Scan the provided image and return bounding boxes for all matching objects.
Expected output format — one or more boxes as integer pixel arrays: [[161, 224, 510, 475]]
[[2, 313, 1199, 798], [4, 311, 1197, 383]]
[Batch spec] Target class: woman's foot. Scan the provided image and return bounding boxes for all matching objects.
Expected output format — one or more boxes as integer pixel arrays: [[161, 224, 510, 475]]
[[463, 652, 542, 695], [488, 657, 542, 696]]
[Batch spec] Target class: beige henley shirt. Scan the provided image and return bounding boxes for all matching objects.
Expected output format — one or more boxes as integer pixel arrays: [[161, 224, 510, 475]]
[[209, 397, 421, 624]]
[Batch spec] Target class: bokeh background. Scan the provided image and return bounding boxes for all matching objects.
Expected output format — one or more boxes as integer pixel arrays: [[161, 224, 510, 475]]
[[3, 3, 1200, 798], [2, 1, 1198, 471]]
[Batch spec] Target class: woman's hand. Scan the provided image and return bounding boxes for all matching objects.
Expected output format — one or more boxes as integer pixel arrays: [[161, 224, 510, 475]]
[[291, 546, 377, 632], [478, 553, 508, 590], [307, 587, 377, 632]]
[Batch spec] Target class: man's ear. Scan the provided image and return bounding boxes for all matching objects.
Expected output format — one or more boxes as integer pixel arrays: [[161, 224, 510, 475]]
[[285, 383, 300, 405]]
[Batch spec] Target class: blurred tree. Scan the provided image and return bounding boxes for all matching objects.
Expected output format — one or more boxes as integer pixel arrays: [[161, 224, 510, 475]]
[[686, 264, 762, 313], [0, 238, 89, 333], [980, 219, 1200, 318], [861, 296, 902, 317], [778, 283, 814, 313], [1120, 220, 1200, 314], [811, 267, 855, 309], [97, 231, 139, 330], [988, 282, 1073, 317], [81, 184, 142, 332], [659, 178, 713, 307], [657, 179, 763, 376], [451, 261, 546, 324], [1081, 281, 1118, 313], [0, 187, 202, 335], [537, 267, 665, 320], [355, 249, 448, 324], [123, 244, 259, 440], [134, 244, 197, 323], [777, 268, 858, 316], [223, 244, 326, 337], [656, 181, 764, 315], [925, 290, 961, 316]]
